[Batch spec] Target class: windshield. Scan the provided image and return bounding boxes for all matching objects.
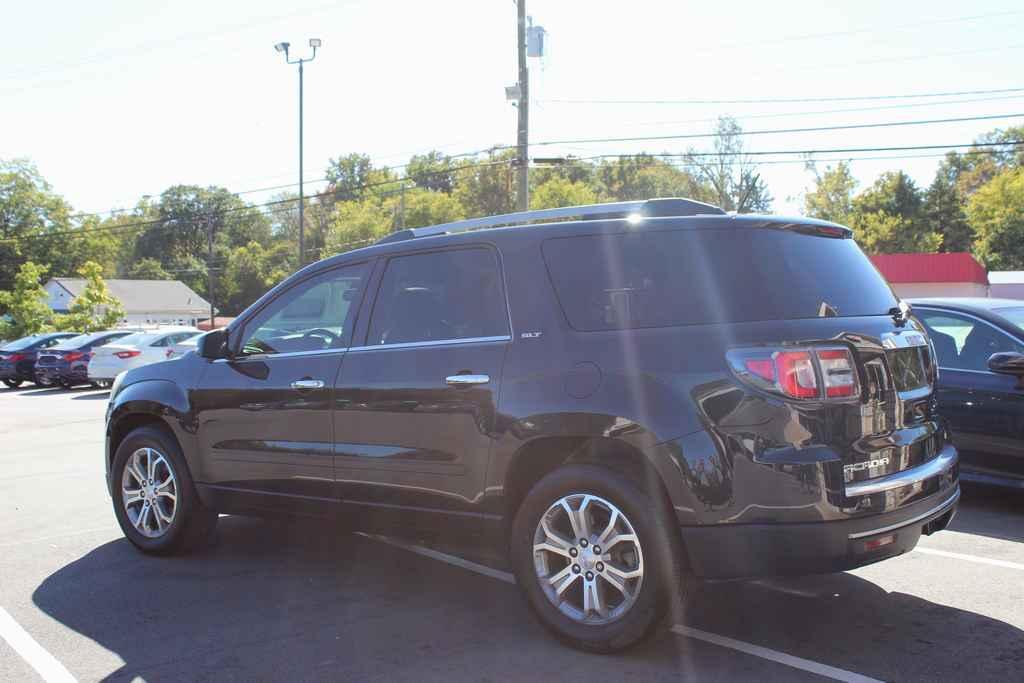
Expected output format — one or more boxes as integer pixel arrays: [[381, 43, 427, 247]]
[[994, 306, 1024, 331]]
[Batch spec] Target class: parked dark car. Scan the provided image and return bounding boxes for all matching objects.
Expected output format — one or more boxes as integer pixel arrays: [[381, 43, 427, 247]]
[[0, 332, 81, 388], [34, 330, 136, 389], [104, 199, 959, 652], [910, 298, 1024, 490]]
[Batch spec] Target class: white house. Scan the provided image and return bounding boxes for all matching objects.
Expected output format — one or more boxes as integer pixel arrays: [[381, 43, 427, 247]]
[[44, 278, 212, 327], [988, 271, 1024, 301]]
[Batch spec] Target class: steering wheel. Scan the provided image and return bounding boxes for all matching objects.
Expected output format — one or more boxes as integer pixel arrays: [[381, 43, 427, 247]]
[[303, 328, 340, 347]]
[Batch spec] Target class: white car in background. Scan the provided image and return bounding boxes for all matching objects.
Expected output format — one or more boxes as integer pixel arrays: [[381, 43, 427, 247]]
[[88, 328, 201, 386], [164, 331, 208, 360]]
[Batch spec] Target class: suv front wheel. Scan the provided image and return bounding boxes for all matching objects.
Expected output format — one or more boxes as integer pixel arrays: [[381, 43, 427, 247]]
[[510, 464, 683, 652], [111, 425, 218, 555]]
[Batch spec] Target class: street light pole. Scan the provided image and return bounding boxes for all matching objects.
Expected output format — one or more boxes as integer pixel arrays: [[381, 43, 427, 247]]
[[275, 39, 321, 267], [515, 0, 529, 211]]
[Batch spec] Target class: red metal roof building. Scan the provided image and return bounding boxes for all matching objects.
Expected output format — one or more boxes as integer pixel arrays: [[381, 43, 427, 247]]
[[869, 252, 989, 298]]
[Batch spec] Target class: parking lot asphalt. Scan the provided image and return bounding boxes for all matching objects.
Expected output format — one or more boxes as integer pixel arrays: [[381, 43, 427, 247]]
[[1, 386, 1022, 682]]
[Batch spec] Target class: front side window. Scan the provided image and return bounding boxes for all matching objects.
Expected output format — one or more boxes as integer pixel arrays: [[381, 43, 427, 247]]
[[367, 248, 508, 346], [917, 310, 1024, 372], [238, 262, 370, 355]]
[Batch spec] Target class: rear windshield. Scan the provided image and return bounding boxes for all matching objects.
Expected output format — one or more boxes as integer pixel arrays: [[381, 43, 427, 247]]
[[542, 228, 898, 330], [53, 334, 94, 349], [110, 333, 159, 347], [1, 335, 44, 351]]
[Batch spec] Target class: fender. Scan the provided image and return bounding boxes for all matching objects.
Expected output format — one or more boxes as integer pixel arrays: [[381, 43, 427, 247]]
[[106, 379, 197, 494]]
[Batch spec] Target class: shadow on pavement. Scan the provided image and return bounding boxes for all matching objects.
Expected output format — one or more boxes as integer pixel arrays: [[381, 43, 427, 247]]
[[32, 515, 1024, 681], [950, 483, 1024, 543]]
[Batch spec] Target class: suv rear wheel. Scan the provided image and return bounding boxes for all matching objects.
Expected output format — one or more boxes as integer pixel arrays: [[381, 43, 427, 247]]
[[2, 379, 20, 389], [510, 464, 683, 652], [111, 425, 217, 555]]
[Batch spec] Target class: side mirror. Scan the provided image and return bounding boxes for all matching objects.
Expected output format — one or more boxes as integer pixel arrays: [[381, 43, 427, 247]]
[[988, 352, 1024, 386], [198, 329, 229, 360]]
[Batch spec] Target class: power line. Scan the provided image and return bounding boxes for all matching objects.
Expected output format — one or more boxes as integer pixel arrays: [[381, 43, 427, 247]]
[[539, 86, 1024, 107], [2, 158, 513, 245], [572, 140, 1024, 161], [522, 112, 1024, 149]]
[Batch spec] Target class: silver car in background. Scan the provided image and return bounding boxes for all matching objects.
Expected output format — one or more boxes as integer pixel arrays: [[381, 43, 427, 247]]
[[87, 328, 201, 386]]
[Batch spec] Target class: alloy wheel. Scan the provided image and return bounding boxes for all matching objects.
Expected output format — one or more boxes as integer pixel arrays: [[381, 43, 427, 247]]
[[121, 447, 178, 538], [532, 493, 644, 625]]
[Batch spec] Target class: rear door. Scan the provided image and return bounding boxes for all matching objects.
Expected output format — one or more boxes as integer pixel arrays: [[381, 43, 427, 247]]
[[333, 246, 510, 534], [194, 261, 372, 509], [916, 307, 1024, 483]]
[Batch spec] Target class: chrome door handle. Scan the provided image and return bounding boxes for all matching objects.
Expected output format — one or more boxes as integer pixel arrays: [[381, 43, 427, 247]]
[[445, 374, 490, 386], [290, 379, 325, 390]]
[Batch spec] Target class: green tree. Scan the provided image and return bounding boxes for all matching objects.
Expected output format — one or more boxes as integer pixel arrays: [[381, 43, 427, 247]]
[[0, 159, 74, 291], [406, 151, 456, 193], [323, 198, 393, 254], [685, 117, 772, 212], [923, 169, 972, 253], [595, 155, 706, 202], [803, 161, 856, 224], [847, 211, 942, 255], [849, 171, 940, 253], [60, 261, 125, 332], [393, 187, 464, 230], [452, 150, 518, 217], [221, 241, 293, 314], [0, 261, 55, 338], [126, 257, 172, 280], [968, 167, 1024, 270], [532, 176, 599, 209]]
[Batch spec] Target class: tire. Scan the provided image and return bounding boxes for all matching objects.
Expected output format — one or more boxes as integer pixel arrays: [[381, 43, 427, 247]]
[[111, 425, 218, 555], [510, 464, 684, 653], [34, 376, 53, 388], [2, 379, 20, 389], [58, 379, 71, 389]]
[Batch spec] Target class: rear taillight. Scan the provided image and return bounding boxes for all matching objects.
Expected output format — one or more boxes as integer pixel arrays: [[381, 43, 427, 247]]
[[728, 346, 860, 401], [115, 350, 141, 359], [6, 353, 25, 362], [64, 351, 87, 362]]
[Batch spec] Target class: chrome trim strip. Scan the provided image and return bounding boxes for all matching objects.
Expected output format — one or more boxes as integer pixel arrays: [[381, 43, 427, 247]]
[[845, 446, 957, 497], [214, 347, 346, 363], [848, 487, 960, 539], [348, 335, 511, 352]]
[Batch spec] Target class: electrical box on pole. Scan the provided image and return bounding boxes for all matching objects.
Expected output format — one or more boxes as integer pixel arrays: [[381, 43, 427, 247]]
[[527, 20, 547, 58]]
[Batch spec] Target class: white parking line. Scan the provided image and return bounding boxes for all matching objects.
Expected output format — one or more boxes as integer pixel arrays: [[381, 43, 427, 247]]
[[360, 533, 880, 683], [0, 607, 76, 683], [355, 533, 516, 583], [915, 546, 1024, 571], [670, 626, 882, 683]]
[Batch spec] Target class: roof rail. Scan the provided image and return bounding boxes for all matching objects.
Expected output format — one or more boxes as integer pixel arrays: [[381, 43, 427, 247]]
[[375, 197, 724, 245]]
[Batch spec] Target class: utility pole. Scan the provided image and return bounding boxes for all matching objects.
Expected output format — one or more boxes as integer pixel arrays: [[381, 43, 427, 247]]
[[298, 58, 305, 266], [206, 214, 215, 328], [275, 39, 321, 267], [516, 0, 529, 211]]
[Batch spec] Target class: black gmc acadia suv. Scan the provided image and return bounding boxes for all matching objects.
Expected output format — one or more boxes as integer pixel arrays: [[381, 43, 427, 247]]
[[104, 198, 959, 652]]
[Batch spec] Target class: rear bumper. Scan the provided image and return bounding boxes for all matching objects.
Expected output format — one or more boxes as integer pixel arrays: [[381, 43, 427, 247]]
[[683, 485, 959, 580]]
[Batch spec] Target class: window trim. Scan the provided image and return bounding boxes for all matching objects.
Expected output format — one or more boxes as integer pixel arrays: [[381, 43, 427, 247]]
[[348, 335, 511, 353], [914, 306, 1024, 374], [232, 259, 373, 358], [360, 244, 512, 349]]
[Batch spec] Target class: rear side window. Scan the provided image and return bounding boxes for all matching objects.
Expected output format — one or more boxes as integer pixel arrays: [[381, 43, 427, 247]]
[[367, 248, 508, 345], [542, 228, 898, 330]]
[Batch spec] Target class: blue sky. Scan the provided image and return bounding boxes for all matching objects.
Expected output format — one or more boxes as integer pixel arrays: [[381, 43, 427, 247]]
[[2, 0, 1023, 216]]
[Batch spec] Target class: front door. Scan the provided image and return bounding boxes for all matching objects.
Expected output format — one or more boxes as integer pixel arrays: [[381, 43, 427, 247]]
[[194, 261, 372, 511], [333, 246, 510, 534], [917, 308, 1024, 483]]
